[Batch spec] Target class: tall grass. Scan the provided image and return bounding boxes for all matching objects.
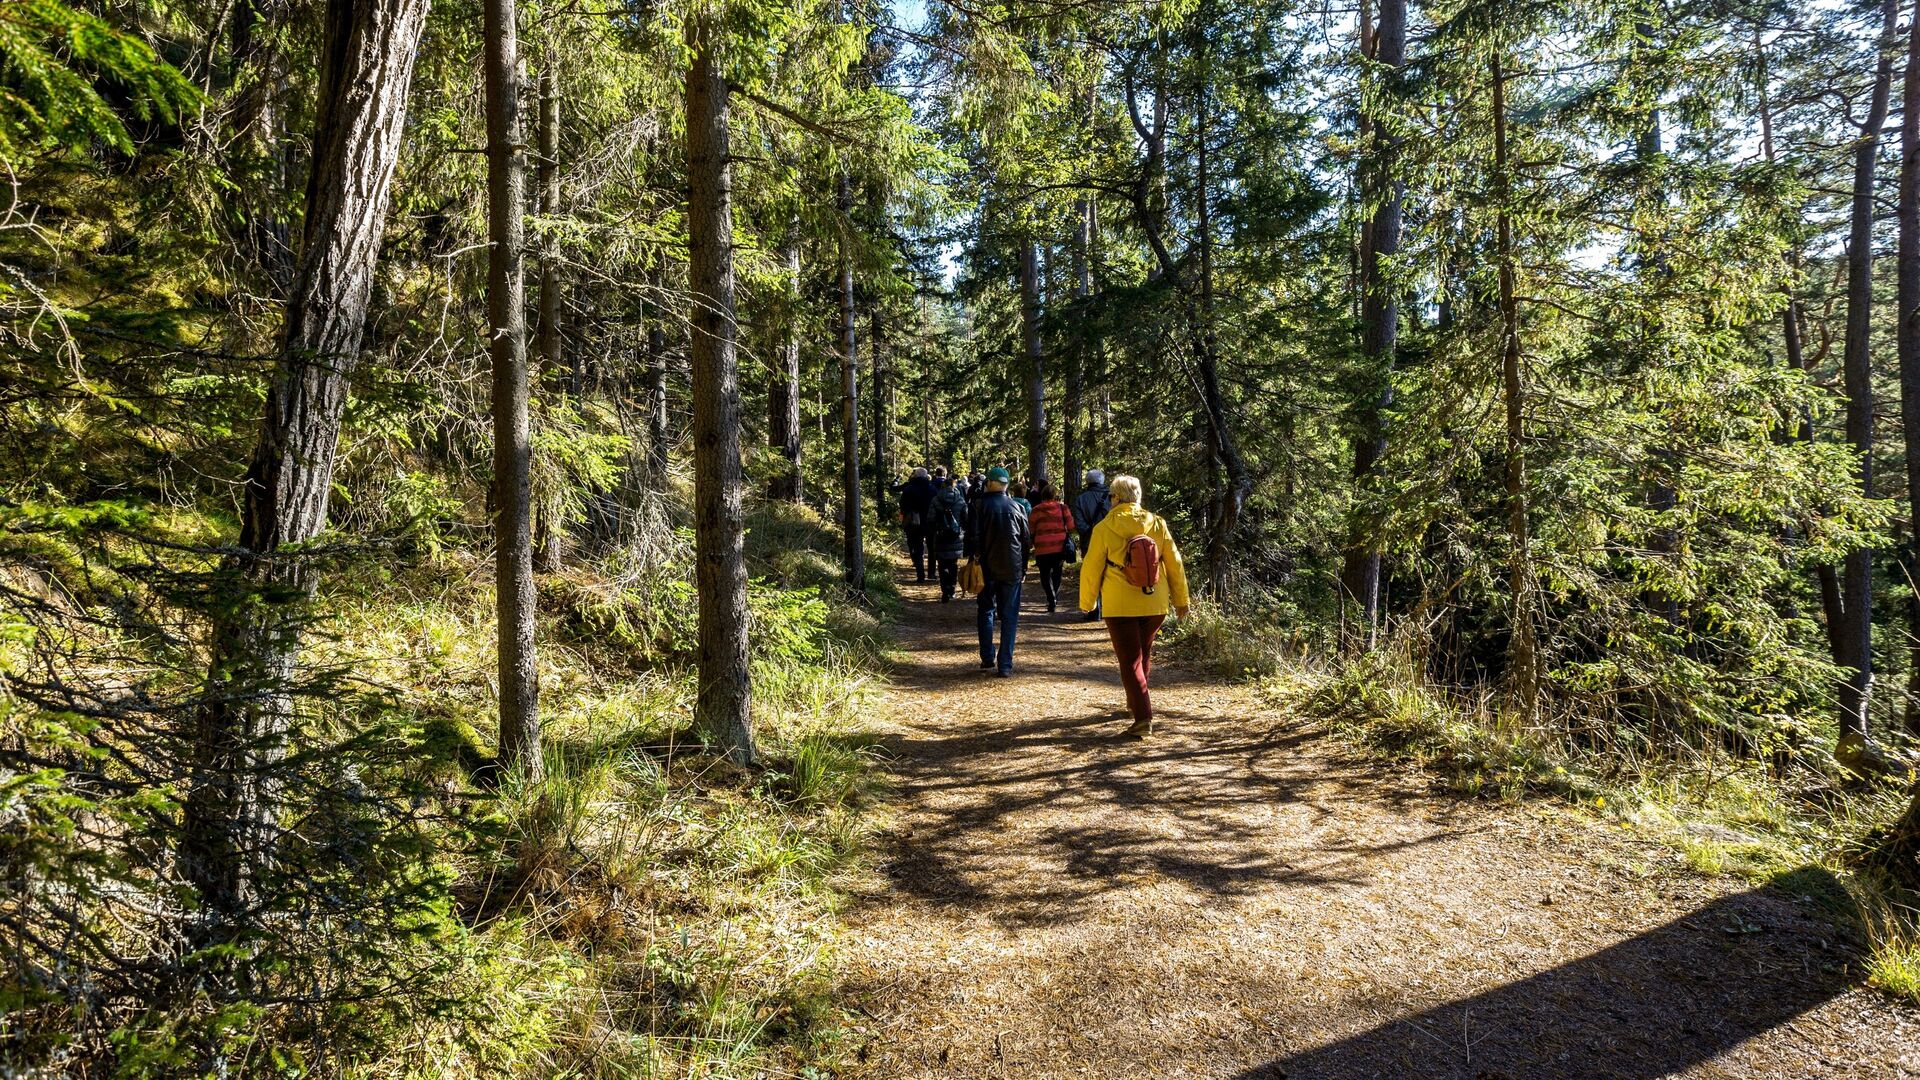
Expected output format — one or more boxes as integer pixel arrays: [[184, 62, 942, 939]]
[[307, 498, 893, 1077]]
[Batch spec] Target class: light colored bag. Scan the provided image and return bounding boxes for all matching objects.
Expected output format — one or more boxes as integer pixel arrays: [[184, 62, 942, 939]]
[[960, 558, 985, 596]]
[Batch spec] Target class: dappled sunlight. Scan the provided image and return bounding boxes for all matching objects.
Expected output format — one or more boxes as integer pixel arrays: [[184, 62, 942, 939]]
[[840, 572, 1920, 1078]]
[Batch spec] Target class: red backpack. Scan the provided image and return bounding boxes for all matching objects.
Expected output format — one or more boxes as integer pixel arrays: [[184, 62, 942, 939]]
[[1119, 532, 1163, 595]]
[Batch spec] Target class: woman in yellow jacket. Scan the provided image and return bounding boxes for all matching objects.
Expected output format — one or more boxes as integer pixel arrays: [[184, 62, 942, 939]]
[[1078, 475, 1190, 737]]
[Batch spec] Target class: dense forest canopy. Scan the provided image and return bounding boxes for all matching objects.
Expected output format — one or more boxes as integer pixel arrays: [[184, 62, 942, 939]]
[[3, 0, 1920, 1070]]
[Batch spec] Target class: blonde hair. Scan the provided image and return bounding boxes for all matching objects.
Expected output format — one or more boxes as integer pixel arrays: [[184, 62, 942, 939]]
[[1110, 474, 1142, 504]]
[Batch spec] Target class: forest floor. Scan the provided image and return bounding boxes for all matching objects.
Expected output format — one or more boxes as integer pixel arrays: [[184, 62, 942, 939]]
[[835, 565, 1920, 1079]]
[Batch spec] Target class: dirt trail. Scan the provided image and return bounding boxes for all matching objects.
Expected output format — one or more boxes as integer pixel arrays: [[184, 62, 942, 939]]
[[838, 570, 1920, 1078]]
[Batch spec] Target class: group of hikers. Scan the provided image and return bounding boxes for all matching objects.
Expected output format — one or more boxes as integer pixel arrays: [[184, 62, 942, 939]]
[[892, 465, 1190, 737]]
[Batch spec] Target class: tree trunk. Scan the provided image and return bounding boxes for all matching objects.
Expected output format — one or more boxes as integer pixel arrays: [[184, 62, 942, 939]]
[[1123, 48, 1246, 600], [1902, 1, 1920, 736], [1836, 0, 1897, 754], [485, 0, 541, 775], [685, 24, 755, 765], [646, 270, 671, 481], [1338, 0, 1405, 644], [769, 234, 803, 501], [184, 0, 432, 919], [839, 176, 865, 588], [533, 58, 564, 574], [535, 62, 563, 386], [920, 290, 936, 465], [1491, 50, 1538, 721], [1190, 31, 1250, 601], [1065, 194, 1092, 504], [1020, 238, 1049, 485], [873, 306, 890, 517]]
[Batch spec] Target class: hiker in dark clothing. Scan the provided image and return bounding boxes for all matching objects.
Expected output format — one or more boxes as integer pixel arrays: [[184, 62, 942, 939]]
[[965, 467, 1032, 676], [928, 471, 969, 601], [894, 466, 937, 582], [1072, 468, 1112, 621]]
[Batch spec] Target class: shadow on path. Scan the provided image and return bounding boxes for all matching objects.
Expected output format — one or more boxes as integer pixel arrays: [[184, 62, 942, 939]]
[[854, 569, 1910, 1078], [1232, 872, 1858, 1079], [871, 575, 1447, 926]]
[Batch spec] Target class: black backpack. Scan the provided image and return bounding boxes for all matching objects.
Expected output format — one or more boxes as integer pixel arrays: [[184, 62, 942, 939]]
[[935, 501, 964, 543]]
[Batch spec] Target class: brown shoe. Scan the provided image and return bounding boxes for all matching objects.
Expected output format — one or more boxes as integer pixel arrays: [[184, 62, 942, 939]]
[[1123, 719, 1152, 739]]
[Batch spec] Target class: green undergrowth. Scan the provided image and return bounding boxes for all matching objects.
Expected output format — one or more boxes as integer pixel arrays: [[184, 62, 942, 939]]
[[1172, 605, 1920, 1006], [313, 498, 900, 1076]]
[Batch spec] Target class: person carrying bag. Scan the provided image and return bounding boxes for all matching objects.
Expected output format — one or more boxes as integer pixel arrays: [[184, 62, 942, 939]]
[[960, 557, 985, 596]]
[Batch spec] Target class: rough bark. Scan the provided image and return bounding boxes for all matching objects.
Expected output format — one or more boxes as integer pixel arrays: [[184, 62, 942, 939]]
[[769, 235, 803, 501], [1835, 0, 1897, 752], [1338, 0, 1406, 643], [1492, 50, 1538, 721], [1020, 238, 1049, 485], [685, 25, 755, 765], [184, 0, 432, 919], [486, 0, 541, 775]]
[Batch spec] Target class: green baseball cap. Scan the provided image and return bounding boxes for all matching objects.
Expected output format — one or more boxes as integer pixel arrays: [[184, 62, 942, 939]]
[[986, 466, 1011, 483]]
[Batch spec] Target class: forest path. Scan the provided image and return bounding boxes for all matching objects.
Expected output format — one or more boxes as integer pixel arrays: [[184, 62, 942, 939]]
[[836, 564, 1920, 1078]]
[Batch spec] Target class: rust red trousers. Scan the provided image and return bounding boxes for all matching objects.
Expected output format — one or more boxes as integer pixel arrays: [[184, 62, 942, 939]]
[[1104, 614, 1166, 723]]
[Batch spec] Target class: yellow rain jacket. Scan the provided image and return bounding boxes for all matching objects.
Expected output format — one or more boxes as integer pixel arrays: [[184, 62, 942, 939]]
[[1078, 502, 1190, 617]]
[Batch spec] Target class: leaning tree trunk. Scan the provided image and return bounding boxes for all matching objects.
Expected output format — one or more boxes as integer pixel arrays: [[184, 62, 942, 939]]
[[686, 24, 754, 765], [769, 233, 803, 501], [1338, 0, 1406, 644], [1491, 49, 1538, 722], [1020, 238, 1049, 485], [485, 0, 541, 775], [1835, 0, 1897, 761], [838, 175, 865, 589], [184, 0, 432, 921]]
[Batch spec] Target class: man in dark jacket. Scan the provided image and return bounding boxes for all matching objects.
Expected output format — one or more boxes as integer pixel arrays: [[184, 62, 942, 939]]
[[966, 467, 1032, 676], [893, 467, 937, 582], [1072, 468, 1112, 621], [928, 471, 968, 601]]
